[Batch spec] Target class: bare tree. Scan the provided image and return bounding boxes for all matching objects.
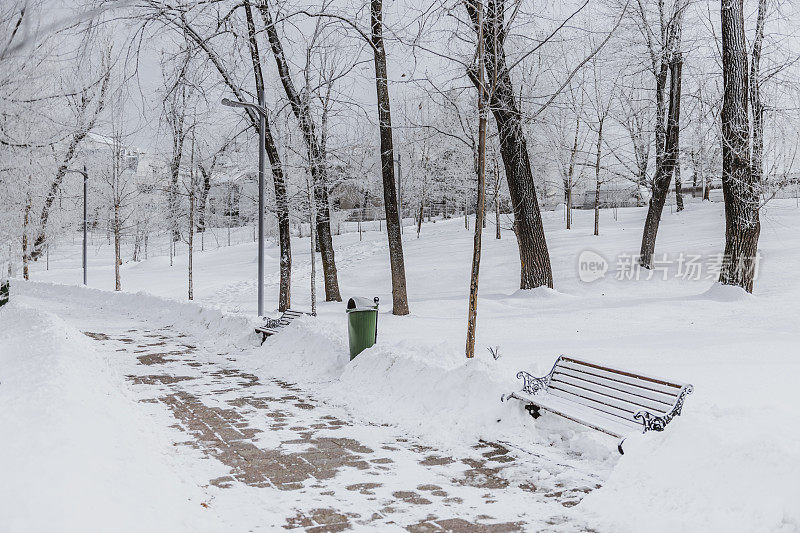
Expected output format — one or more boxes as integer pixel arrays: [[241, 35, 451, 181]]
[[718, 0, 760, 292], [635, 0, 687, 267], [584, 57, 621, 236], [259, 2, 342, 302], [140, 1, 294, 311], [162, 55, 191, 244], [749, 0, 768, 189], [369, 0, 409, 314], [465, 0, 488, 359], [287, 0, 411, 313], [30, 53, 111, 260], [196, 134, 238, 233], [464, 0, 553, 289]]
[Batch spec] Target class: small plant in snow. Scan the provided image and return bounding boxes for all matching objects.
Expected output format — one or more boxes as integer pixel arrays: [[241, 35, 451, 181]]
[[488, 346, 501, 360]]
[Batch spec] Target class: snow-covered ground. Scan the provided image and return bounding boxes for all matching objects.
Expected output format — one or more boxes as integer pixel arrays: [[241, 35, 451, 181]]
[[3, 200, 800, 532]]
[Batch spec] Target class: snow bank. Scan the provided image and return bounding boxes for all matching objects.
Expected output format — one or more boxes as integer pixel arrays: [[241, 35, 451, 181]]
[[13, 280, 256, 349], [250, 318, 598, 451], [0, 302, 220, 533], [253, 316, 351, 381], [337, 342, 512, 441], [695, 281, 757, 302], [580, 406, 800, 533]]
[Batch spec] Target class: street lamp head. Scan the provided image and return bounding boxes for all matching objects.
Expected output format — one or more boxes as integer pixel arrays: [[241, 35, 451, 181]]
[[221, 97, 268, 118], [222, 98, 250, 109], [64, 168, 88, 178]]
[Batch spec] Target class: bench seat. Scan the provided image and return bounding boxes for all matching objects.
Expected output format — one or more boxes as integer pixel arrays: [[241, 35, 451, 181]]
[[503, 355, 693, 451], [508, 391, 643, 438]]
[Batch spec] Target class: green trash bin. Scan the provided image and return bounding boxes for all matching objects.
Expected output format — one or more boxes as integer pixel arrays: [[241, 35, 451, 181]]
[[346, 296, 379, 360]]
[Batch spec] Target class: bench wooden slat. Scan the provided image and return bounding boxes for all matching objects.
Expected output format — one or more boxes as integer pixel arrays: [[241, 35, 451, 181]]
[[551, 372, 673, 413], [554, 366, 677, 406], [561, 356, 685, 390], [559, 359, 683, 397]]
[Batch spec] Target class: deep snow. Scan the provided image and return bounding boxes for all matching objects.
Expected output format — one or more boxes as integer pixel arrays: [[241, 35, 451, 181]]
[[0, 302, 223, 533], [7, 199, 800, 532]]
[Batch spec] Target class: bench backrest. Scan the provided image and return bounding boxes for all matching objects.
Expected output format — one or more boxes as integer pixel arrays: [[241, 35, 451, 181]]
[[547, 356, 691, 427], [256, 309, 308, 334], [278, 309, 304, 325]]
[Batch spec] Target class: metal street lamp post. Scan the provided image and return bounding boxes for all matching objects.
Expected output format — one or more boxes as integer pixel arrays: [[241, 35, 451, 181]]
[[222, 89, 267, 317], [65, 166, 89, 285]]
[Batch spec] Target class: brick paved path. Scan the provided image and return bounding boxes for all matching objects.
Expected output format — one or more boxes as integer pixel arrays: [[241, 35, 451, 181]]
[[80, 323, 602, 532]]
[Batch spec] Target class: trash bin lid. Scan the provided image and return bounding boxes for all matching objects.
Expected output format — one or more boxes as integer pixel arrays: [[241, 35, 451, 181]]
[[347, 296, 379, 312]]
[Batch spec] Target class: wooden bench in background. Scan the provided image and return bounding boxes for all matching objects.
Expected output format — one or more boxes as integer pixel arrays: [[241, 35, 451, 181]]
[[255, 309, 308, 344], [502, 355, 693, 453]]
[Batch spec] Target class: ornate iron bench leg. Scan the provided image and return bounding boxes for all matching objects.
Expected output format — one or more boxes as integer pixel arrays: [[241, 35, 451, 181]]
[[524, 404, 541, 419]]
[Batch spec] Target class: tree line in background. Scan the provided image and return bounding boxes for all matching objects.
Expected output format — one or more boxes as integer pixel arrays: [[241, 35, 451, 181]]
[[1, 0, 797, 356]]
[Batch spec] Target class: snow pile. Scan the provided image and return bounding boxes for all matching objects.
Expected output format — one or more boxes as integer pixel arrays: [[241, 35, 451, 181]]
[[336, 342, 511, 441], [254, 319, 602, 451], [0, 302, 220, 533], [253, 316, 350, 381], [580, 405, 800, 532], [13, 280, 256, 350]]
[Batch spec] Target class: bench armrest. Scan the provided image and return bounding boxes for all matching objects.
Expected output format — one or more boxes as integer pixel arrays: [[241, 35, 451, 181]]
[[516, 370, 551, 395], [501, 356, 566, 402], [634, 385, 694, 432]]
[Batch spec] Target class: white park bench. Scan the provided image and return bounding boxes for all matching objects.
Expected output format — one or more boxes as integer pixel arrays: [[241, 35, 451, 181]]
[[502, 355, 693, 453], [255, 309, 308, 344]]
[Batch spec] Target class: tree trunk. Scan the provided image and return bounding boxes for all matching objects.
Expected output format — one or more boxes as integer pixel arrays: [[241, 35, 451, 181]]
[[464, 189, 469, 230], [22, 196, 31, 280], [495, 191, 501, 239], [370, 0, 410, 314], [750, 0, 767, 188], [197, 165, 212, 233], [308, 180, 318, 317], [594, 119, 603, 236], [464, 0, 553, 289], [260, 2, 340, 302], [719, 0, 760, 292], [466, 0, 488, 359], [567, 116, 580, 230], [189, 177, 194, 300], [638, 1, 686, 267], [114, 202, 121, 291], [188, 134, 195, 301], [640, 56, 683, 267], [494, 152, 501, 239], [675, 151, 684, 211], [168, 138, 183, 243]]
